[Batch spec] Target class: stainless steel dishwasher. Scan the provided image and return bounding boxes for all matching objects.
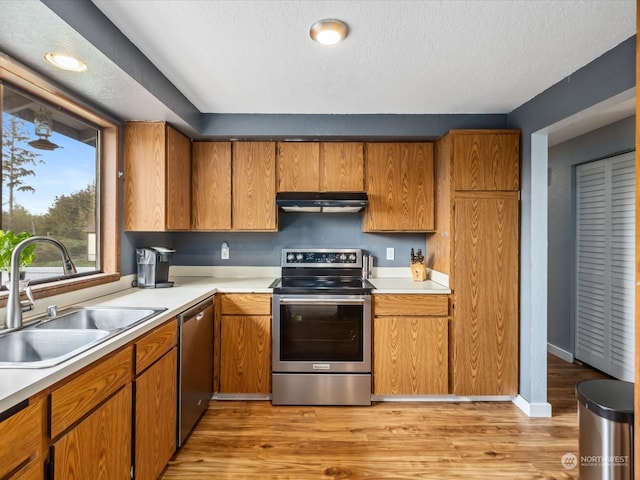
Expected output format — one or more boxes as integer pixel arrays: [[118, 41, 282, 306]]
[[177, 296, 214, 446]]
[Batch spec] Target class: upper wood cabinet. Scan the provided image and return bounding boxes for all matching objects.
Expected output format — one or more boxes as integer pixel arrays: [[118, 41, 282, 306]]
[[277, 142, 364, 192], [363, 142, 435, 232], [446, 130, 520, 191], [233, 142, 277, 231], [192, 141, 232, 230], [124, 122, 191, 231]]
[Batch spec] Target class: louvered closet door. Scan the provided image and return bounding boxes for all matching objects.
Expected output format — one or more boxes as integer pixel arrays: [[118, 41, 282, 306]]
[[575, 152, 635, 381]]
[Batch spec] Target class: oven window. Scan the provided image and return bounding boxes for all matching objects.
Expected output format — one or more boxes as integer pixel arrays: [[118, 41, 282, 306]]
[[279, 304, 364, 362]]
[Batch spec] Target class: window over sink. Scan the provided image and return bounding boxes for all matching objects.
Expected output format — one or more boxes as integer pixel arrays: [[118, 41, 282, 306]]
[[1, 83, 99, 285], [0, 57, 119, 301]]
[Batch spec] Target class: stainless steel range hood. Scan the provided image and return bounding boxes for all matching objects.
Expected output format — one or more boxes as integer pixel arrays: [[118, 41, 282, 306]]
[[276, 192, 368, 213]]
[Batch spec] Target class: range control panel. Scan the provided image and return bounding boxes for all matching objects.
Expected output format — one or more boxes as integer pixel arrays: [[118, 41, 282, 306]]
[[281, 249, 362, 267]]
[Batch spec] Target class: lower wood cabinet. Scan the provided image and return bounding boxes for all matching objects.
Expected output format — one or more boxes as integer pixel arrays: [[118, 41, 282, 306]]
[[373, 295, 449, 395], [49, 347, 133, 479], [218, 294, 271, 394], [0, 397, 45, 480], [51, 385, 132, 480], [134, 320, 178, 480]]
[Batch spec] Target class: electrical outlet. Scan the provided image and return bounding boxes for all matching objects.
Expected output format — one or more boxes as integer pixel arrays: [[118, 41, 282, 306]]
[[386, 247, 394, 260], [221, 241, 229, 260]]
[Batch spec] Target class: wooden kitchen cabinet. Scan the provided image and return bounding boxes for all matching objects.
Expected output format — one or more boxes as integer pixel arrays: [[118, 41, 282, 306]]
[[363, 142, 435, 232], [277, 142, 319, 191], [192, 141, 232, 230], [218, 294, 271, 394], [372, 295, 449, 395], [52, 385, 132, 480], [50, 347, 133, 479], [431, 130, 520, 396], [450, 130, 519, 191], [0, 397, 45, 479], [451, 192, 519, 396], [124, 121, 191, 231], [134, 320, 178, 480], [232, 142, 277, 231], [277, 141, 364, 192]]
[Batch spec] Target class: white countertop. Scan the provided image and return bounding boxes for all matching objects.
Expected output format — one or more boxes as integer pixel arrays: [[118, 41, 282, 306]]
[[369, 278, 451, 294], [0, 272, 449, 412]]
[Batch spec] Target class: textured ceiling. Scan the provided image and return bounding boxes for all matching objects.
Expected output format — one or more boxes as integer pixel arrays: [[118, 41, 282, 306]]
[[0, 0, 635, 142], [91, 0, 636, 115]]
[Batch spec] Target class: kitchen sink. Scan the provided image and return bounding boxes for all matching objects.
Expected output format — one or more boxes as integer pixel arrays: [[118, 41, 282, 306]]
[[0, 329, 111, 368], [34, 306, 166, 332]]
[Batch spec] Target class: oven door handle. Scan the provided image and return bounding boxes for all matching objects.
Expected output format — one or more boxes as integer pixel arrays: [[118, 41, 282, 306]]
[[278, 297, 367, 305]]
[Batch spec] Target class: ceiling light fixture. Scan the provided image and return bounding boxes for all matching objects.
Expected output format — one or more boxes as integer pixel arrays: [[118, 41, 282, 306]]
[[44, 52, 87, 72], [310, 19, 349, 46]]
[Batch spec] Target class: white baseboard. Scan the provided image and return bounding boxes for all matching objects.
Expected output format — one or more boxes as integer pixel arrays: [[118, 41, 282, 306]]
[[512, 395, 552, 417], [547, 343, 574, 363]]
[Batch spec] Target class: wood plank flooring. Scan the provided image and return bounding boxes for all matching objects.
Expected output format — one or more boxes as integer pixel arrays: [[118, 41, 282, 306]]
[[162, 355, 607, 479]]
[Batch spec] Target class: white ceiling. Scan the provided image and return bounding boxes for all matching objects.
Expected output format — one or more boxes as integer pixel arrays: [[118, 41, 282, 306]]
[[91, 0, 636, 115], [0, 0, 635, 143]]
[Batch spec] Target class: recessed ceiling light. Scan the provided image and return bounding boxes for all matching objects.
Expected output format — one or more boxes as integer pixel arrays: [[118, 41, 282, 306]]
[[310, 19, 349, 46], [44, 52, 87, 72]]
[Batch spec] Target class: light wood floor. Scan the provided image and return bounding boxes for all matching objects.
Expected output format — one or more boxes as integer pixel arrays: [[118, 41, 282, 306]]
[[162, 355, 607, 479]]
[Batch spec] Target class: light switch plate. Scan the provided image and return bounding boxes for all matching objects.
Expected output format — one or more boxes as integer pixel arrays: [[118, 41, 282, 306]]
[[386, 247, 394, 260]]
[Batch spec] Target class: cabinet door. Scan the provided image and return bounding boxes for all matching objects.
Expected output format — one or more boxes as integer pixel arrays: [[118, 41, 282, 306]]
[[320, 142, 364, 191], [51, 347, 132, 439], [0, 398, 44, 479], [124, 122, 191, 231], [124, 122, 166, 231], [52, 385, 132, 480], [192, 141, 232, 230], [277, 142, 319, 191], [166, 126, 191, 230], [220, 315, 271, 393], [452, 192, 519, 395], [364, 143, 435, 231], [135, 348, 177, 480], [232, 142, 277, 231], [373, 316, 448, 395], [452, 131, 519, 191]]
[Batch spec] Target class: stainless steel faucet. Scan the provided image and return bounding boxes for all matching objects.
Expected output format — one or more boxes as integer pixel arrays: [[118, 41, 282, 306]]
[[5, 236, 77, 330]]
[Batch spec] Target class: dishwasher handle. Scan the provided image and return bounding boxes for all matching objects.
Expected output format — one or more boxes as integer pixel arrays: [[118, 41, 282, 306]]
[[179, 297, 213, 323]]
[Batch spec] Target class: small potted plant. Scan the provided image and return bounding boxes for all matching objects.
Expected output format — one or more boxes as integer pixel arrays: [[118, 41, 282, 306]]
[[0, 230, 36, 282]]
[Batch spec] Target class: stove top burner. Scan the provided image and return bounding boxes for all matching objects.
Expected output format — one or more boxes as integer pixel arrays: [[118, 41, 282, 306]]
[[272, 248, 374, 295]]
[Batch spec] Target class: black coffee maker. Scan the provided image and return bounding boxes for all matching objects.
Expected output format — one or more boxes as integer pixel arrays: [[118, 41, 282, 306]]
[[136, 247, 175, 288]]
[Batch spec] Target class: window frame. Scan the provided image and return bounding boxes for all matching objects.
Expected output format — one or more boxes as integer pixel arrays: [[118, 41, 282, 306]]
[[0, 54, 120, 305]]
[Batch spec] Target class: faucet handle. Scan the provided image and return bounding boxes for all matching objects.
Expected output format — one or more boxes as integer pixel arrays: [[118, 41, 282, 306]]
[[24, 284, 34, 306]]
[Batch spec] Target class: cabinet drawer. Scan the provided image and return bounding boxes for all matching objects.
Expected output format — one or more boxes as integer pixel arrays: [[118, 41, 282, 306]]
[[0, 398, 44, 479], [136, 319, 178, 375], [220, 294, 271, 315], [51, 346, 132, 439], [373, 294, 449, 316]]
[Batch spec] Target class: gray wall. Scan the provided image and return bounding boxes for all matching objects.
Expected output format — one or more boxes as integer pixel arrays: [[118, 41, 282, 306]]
[[507, 35, 635, 406], [547, 116, 635, 354], [124, 213, 428, 274]]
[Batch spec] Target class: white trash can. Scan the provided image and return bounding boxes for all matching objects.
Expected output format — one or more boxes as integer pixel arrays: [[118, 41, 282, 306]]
[[576, 379, 634, 480]]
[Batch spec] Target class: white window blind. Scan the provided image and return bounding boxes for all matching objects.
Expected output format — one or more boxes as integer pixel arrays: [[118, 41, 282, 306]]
[[575, 152, 635, 381]]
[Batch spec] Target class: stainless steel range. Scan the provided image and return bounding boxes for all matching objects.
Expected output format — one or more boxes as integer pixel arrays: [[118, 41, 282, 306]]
[[270, 248, 374, 406]]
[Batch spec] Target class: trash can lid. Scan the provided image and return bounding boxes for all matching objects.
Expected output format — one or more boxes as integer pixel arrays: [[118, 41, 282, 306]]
[[576, 379, 634, 423]]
